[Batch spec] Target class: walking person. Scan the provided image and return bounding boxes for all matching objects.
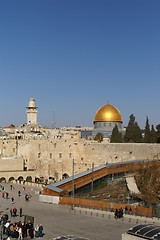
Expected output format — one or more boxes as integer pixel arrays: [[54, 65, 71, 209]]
[[35, 224, 39, 238], [18, 227, 23, 240], [38, 224, 43, 238], [6, 192, 9, 199], [13, 207, 17, 217], [20, 208, 23, 217], [11, 197, 14, 204], [10, 208, 13, 218]]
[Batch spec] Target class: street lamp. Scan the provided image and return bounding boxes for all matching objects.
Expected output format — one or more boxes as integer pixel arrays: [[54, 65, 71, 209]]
[[71, 159, 75, 210], [126, 193, 131, 204], [91, 162, 94, 193], [72, 159, 75, 198]]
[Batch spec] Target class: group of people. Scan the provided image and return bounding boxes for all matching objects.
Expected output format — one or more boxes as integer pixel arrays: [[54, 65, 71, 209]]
[[1, 216, 43, 239], [114, 208, 124, 219], [114, 206, 134, 219], [10, 207, 22, 218], [0, 184, 44, 239]]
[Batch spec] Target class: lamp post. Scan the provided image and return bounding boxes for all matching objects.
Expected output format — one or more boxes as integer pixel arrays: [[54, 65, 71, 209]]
[[72, 159, 75, 198], [126, 193, 130, 205], [91, 162, 94, 193]]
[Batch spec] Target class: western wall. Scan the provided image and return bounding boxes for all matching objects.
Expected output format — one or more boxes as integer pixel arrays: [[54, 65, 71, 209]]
[[0, 129, 160, 182]]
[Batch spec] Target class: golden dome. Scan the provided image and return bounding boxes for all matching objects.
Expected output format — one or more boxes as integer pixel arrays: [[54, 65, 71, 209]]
[[94, 103, 122, 122]]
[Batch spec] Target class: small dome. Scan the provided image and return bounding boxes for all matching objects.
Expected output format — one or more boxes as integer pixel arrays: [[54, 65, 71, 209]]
[[94, 103, 122, 122], [29, 98, 36, 108]]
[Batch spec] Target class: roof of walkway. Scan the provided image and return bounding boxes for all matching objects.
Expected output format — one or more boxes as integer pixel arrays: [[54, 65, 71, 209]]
[[44, 159, 154, 195]]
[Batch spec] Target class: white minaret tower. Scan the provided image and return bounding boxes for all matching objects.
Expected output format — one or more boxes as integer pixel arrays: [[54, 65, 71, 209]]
[[26, 98, 38, 125]]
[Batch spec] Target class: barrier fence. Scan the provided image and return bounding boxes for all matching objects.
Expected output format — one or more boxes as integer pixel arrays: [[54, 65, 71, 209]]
[[59, 196, 152, 218]]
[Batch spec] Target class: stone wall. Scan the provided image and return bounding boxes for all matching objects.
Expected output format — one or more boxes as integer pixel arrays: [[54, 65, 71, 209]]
[[0, 137, 160, 181], [0, 157, 23, 171]]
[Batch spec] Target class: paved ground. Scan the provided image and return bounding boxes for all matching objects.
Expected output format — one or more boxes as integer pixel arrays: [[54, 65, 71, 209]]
[[0, 183, 141, 240]]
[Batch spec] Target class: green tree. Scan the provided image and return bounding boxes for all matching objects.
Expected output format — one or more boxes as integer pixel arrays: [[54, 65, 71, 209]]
[[94, 132, 103, 143], [124, 114, 142, 143], [143, 116, 151, 143], [110, 124, 122, 143], [150, 125, 157, 143], [156, 124, 160, 143]]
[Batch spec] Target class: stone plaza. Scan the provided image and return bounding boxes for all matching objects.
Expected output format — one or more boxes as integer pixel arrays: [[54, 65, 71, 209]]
[[1, 183, 157, 240]]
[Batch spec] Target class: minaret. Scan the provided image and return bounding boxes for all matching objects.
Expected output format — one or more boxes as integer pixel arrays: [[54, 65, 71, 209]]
[[26, 98, 38, 125]]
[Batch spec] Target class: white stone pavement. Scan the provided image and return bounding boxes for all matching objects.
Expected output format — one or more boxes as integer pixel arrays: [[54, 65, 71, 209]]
[[0, 183, 158, 240]]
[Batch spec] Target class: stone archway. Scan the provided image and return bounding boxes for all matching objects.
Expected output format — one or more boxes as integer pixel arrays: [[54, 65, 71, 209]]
[[35, 177, 41, 183], [49, 176, 55, 183], [18, 176, 23, 184], [9, 177, 15, 182], [62, 173, 69, 179], [26, 176, 32, 182], [0, 177, 6, 183]]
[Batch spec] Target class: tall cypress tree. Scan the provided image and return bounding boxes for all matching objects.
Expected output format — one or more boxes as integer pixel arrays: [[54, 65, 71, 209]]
[[110, 124, 122, 143], [156, 124, 160, 143], [124, 114, 135, 143], [144, 116, 151, 143], [124, 114, 142, 143], [134, 122, 143, 143], [150, 125, 157, 143]]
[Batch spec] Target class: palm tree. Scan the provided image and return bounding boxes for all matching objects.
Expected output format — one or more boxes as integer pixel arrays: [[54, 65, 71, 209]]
[[94, 132, 103, 143]]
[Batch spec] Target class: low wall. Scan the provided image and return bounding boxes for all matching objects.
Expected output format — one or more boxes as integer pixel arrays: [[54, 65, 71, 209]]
[[12, 180, 43, 188], [39, 194, 60, 204]]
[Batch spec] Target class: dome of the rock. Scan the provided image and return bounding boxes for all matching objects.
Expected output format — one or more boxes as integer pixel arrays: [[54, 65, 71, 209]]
[[94, 103, 122, 123]]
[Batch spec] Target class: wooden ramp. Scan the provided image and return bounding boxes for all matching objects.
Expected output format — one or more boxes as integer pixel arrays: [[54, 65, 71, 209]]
[[125, 175, 140, 194]]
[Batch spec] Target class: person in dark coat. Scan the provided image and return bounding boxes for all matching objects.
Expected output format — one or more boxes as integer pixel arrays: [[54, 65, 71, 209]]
[[11, 197, 14, 204], [20, 208, 23, 217], [29, 227, 34, 239], [38, 224, 43, 238], [22, 223, 27, 238]]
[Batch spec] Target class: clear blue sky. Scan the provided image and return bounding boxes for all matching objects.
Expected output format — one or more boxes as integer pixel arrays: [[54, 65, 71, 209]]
[[0, 0, 160, 129]]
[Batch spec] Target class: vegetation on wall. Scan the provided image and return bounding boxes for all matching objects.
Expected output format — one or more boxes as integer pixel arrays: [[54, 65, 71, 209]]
[[94, 132, 103, 142], [136, 163, 160, 205]]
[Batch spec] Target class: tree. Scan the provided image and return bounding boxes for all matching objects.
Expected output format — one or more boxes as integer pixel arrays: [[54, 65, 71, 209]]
[[143, 116, 151, 143], [110, 124, 122, 143], [124, 114, 142, 143], [94, 132, 103, 143], [156, 124, 160, 143], [150, 125, 157, 143]]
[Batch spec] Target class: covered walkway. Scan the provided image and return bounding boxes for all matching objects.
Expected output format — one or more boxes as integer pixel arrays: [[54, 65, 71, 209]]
[[43, 159, 158, 196]]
